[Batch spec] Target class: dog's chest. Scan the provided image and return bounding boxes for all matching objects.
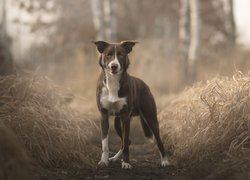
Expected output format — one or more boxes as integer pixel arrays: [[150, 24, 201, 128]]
[[100, 74, 127, 114]]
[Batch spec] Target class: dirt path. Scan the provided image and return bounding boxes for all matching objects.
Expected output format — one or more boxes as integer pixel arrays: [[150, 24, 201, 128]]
[[36, 123, 187, 180]]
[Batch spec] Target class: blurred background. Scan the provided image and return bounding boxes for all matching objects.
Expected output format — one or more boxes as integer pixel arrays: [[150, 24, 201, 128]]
[[0, 0, 250, 101], [0, 1, 249, 179]]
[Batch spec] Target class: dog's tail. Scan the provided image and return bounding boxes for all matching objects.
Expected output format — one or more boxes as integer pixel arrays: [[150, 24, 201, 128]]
[[139, 115, 153, 139]]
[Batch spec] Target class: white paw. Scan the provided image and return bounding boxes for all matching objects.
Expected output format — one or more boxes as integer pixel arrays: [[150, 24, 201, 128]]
[[98, 152, 109, 167], [109, 149, 123, 162], [109, 156, 117, 162], [122, 162, 132, 169], [149, 135, 155, 144], [161, 156, 171, 167], [109, 156, 120, 162], [97, 160, 109, 168]]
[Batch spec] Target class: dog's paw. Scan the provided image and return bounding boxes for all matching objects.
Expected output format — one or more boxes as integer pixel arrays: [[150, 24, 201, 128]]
[[161, 156, 171, 167], [97, 160, 109, 169], [122, 162, 132, 169], [109, 156, 120, 162], [149, 135, 155, 144], [109, 149, 123, 162]]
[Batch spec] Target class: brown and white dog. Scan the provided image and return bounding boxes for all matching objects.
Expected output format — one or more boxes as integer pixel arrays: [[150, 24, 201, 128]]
[[92, 40, 170, 169]]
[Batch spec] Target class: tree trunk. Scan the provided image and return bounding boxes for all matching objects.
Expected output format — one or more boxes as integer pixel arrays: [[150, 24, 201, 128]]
[[222, 0, 235, 44], [0, 0, 6, 33], [188, 0, 200, 63], [0, 0, 14, 76], [187, 0, 200, 82], [179, 0, 200, 83], [103, 0, 117, 41], [179, 0, 189, 48], [91, 0, 105, 40], [91, 0, 117, 41]]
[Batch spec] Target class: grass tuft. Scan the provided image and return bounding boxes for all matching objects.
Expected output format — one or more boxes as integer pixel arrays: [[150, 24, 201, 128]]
[[0, 73, 100, 169], [159, 72, 250, 169]]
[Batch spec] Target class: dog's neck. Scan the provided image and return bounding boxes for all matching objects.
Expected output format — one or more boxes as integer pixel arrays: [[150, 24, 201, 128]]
[[103, 70, 124, 102]]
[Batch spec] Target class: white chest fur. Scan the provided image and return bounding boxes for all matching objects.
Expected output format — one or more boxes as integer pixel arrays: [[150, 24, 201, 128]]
[[100, 72, 127, 114]]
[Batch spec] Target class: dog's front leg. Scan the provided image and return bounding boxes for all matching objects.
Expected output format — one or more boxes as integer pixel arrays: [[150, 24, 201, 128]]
[[97, 111, 109, 168], [121, 114, 132, 169]]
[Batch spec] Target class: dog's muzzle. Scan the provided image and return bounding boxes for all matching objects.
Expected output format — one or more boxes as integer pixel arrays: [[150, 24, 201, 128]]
[[108, 61, 121, 75], [110, 64, 119, 74]]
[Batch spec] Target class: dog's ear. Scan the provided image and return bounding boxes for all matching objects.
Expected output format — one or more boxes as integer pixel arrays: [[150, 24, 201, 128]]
[[120, 40, 138, 54], [92, 41, 110, 53]]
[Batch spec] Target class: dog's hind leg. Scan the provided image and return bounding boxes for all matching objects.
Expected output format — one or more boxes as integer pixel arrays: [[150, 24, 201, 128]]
[[120, 114, 132, 169], [140, 106, 170, 167], [113, 116, 131, 143], [139, 114, 153, 142], [114, 116, 122, 139]]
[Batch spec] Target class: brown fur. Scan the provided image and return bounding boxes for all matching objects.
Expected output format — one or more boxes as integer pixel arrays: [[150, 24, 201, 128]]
[[93, 41, 166, 166]]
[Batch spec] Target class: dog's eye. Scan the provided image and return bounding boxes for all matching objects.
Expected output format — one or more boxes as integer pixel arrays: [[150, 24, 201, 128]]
[[118, 54, 124, 58], [106, 55, 112, 59]]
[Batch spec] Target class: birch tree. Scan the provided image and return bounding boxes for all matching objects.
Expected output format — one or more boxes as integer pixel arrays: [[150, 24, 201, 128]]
[[179, 0, 200, 82], [91, 0, 105, 40], [0, 0, 6, 31], [91, 0, 117, 41], [179, 0, 189, 51], [188, 0, 200, 65], [103, 0, 117, 41], [0, 0, 13, 75], [222, 0, 235, 44]]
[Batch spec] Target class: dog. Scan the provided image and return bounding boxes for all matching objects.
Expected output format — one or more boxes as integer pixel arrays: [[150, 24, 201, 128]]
[[92, 40, 170, 169]]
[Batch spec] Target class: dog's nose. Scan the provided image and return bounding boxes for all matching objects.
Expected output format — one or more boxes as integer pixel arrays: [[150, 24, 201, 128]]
[[111, 64, 118, 71]]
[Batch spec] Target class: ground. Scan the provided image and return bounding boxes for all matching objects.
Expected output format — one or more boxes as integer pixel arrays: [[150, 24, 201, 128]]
[[35, 122, 187, 180], [33, 119, 249, 180]]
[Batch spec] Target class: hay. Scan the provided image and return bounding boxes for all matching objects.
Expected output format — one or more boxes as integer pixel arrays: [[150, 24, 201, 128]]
[[159, 72, 250, 166], [0, 73, 100, 168], [0, 125, 31, 180]]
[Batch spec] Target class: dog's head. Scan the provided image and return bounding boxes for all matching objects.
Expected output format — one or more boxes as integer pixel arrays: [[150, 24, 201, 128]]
[[92, 41, 138, 75]]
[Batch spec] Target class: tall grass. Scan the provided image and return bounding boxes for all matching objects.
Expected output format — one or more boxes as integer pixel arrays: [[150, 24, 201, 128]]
[[0, 73, 100, 168], [0, 125, 31, 180], [0, 71, 249, 179], [159, 72, 250, 169]]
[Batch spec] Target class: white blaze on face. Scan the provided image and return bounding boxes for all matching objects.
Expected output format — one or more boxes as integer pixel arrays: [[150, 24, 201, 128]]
[[108, 45, 121, 73], [100, 45, 127, 112]]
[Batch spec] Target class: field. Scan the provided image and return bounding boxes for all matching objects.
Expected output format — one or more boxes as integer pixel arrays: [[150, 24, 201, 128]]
[[0, 72, 249, 180]]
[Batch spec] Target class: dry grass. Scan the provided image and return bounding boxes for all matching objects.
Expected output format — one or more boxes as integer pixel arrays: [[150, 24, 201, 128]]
[[159, 72, 250, 169], [1, 70, 249, 179], [0, 125, 31, 180], [0, 73, 100, 169]]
